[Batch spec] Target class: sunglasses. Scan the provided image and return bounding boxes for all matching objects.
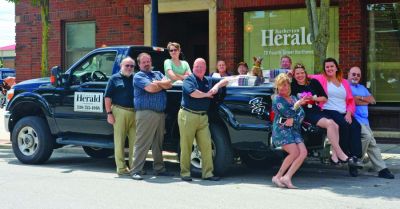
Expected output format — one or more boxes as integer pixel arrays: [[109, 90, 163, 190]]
[[169, 48, 178, 52], [351, 73, 361, 77], [124, 64, 135, 68]]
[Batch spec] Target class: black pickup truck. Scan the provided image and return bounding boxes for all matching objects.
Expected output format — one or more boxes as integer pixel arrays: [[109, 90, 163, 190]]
[[4, 46, 329, 176]]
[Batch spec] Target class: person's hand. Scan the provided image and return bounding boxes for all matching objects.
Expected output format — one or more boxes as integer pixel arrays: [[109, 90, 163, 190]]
[[285, 118, 294, 127], [344, 112, 352, 124], [208, 86, 219, 95], [204, 91, 214, 98], [107, 114, 115, 125]]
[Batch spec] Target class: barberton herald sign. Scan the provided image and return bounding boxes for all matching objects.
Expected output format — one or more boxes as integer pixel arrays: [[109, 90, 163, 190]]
[[243, 8, 339, 72], [261, 27, 312, 47]]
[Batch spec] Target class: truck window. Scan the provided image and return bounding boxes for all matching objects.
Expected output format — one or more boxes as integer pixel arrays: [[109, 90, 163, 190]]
[[71, 51, 117, 84]]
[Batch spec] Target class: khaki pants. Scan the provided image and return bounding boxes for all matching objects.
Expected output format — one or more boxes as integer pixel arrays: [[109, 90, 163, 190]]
[[112, 105, 136, 174], [131, 110, 166, 174], [360, 124, 387, 171], [178, 109, 214, 178]]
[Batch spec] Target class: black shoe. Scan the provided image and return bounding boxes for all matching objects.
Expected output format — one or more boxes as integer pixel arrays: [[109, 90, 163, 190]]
[[348, 156, 363, 169], [181, 176, 192, 182], [203, 176, 220, 181], [330, 157, 340, 166], [349, 166, 358, 177], [155, 171, 174, 176], [378, 168, 395, 179]]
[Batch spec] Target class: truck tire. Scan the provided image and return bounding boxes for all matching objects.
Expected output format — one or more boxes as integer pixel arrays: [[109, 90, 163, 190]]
[[82, 146, 113, 159], [189, 123, 233, 177], [11, 116, 53, 164]]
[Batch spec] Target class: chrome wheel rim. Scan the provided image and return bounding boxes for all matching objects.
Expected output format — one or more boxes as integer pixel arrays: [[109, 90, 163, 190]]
[[17, 126, 39, 156]]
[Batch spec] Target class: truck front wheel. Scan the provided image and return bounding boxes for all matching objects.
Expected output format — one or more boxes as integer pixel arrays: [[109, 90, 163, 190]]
[[11, 116, 53, 164], [82, 146, 113, 159]]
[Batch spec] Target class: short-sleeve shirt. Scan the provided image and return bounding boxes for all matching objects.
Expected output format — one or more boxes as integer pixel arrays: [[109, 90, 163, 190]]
[[134, 70, 167, 112], [164, 59, 191, 81], [181, 74, 220, 111], [291, 78, 327, 111], [350, 83, 371, 125], [104, 72, 134, 108]]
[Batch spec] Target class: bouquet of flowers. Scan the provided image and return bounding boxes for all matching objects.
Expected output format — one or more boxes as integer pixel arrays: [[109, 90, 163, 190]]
[[298, 91, 317, 108]]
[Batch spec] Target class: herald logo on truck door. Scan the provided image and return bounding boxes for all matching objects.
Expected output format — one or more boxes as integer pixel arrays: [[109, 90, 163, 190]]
[[74, 92, 104, 113]]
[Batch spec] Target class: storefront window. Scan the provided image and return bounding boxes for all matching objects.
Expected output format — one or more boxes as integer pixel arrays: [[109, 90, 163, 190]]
[[65, 21, 96, 69], [367, 3, 400, 102], [243, 8, 339, 74]]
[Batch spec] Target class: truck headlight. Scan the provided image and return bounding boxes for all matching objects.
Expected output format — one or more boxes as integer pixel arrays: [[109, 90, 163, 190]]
[[6, 88, 14, 102]]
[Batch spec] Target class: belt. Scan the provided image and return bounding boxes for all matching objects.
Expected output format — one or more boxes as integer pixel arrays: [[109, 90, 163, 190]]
[[180, 106, 207, 116], [113, 104, 134, 112]]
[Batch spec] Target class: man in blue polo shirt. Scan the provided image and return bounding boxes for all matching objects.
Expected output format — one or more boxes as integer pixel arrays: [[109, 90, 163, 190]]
[[178, 58, 229, 182], [348, 66, 394, 179], [104, 57, 136, 176], [131, 52, 173, 180]]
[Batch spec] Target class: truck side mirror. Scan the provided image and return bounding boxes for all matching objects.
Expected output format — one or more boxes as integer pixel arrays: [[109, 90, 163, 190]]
[[50, 66, 62, 87]]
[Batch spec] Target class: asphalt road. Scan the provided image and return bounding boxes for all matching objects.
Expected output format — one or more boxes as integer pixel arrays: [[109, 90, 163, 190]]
[[1, 147, 399, 209]]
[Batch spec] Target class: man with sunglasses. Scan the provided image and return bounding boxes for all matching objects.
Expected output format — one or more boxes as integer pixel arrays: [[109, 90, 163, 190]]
[[348, 66, 394, 179], [105, 57, 136, 176]]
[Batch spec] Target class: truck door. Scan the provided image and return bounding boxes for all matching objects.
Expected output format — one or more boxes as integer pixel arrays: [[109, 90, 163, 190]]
[[53, 51, 117, 137]]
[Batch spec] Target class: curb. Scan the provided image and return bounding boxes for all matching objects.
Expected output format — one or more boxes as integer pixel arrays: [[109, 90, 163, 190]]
[[0, 144, 178, 161]]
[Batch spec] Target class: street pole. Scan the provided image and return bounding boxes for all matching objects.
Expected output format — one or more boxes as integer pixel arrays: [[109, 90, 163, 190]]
[[151, 0, 158, 47]]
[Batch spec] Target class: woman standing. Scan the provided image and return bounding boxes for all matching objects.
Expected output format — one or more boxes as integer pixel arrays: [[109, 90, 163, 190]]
[[311, 58, 362, 177], [164, 42, 191, 82], [271, 73, 307, 189], [291, 64, 350, 165]]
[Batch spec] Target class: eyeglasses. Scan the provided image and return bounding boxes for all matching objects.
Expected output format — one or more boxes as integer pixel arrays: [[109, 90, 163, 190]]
[[351, 73, 361, 77], [169, 48, 178, 52], [124, 64, 135, 68]]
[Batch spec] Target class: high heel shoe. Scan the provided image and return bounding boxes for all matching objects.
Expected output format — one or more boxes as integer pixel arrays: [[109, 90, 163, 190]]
[[338, 157, 349, 164], [330, 157, 340, 165]]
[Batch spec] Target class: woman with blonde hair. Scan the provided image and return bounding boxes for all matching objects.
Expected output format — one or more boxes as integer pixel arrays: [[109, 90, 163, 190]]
[[164, 42, 191, 82], [271, 73, 307, 189]]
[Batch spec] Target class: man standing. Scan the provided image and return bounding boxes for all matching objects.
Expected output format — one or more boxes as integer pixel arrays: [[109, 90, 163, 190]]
[[348, 66, 394, 179], [131, 53, 173, 180], [104, 57, 136, 176], [178, 58, 229, 181]]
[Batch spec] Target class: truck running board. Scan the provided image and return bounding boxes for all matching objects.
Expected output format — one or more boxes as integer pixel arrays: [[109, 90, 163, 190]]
[[56, 137, 114, 149]]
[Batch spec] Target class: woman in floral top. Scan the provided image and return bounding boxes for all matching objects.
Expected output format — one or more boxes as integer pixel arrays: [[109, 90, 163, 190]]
[[271, 73, 306, 189]]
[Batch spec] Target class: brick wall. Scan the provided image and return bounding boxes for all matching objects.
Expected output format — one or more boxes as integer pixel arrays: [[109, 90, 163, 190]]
[[15, 0, 149, 82], [338, 0, 363, 74]]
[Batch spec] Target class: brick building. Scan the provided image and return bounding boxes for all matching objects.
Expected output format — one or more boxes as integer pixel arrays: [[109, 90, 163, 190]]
[[15, 0, 400, 133]]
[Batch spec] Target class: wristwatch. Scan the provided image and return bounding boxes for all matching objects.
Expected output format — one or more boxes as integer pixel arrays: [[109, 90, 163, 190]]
[[107, 111, 113, 114]]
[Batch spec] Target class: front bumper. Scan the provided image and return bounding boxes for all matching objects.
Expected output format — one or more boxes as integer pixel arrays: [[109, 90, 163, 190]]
[[4, 110, 10, 132]]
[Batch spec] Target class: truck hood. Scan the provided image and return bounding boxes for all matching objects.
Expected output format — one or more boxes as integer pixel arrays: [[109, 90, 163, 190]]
[[14, 77, 51, 92]]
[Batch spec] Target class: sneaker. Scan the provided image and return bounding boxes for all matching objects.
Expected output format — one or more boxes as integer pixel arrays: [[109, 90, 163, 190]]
[[378, 168, 395, 179], [181, 176, 193, 182], [131, 173, 143, 180], [349, 166, 358, 177], [155, 171, 174, 176], [203, 176, 220, 181]]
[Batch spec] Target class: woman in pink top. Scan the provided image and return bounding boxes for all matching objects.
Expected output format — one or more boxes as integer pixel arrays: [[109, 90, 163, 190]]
[[311, 58, 362, 177]]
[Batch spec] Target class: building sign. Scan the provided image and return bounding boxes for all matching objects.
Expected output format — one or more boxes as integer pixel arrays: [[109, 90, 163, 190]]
[[74, 92, 103, 113], [244, 8, 339, 73]]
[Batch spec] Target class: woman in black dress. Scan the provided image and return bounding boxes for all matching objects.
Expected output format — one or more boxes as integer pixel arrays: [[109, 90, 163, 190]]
[[291, 64, 349, 164]]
